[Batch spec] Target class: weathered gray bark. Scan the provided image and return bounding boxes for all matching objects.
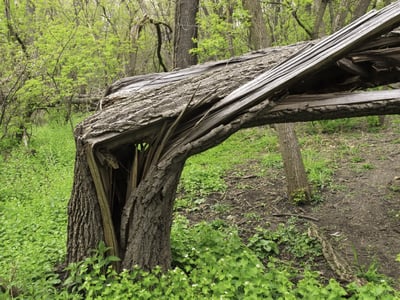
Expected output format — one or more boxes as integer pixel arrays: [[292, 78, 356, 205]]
[[66, 3, 400, 271]]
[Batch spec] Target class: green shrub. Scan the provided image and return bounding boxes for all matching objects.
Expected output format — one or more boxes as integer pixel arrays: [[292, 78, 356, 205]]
[[45, 216, 399, 299]]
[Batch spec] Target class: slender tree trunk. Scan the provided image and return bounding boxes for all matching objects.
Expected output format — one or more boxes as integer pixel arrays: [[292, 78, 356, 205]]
[[244, 0, 311, 203], [312, 0, 328, 39], [353, 0, 372, 20], [333, 0, 351, 31], [276, 123, 311, 203]]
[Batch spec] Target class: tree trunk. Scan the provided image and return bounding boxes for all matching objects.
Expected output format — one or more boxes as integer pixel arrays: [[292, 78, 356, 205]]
[[243, 0, 271, 49], [173, 0, 199, 68], [67, 128, 189, 271], [67, 140, 105, 264], [244, 0, 311, 203], [353, 0, 372, 20], [276, 123, 311, 203], [120, 159, 186, 270], [312, 0, 328, 39]]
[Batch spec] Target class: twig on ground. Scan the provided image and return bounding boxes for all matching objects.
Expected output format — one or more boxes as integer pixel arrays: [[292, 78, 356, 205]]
[[272, 213, 320, 222]]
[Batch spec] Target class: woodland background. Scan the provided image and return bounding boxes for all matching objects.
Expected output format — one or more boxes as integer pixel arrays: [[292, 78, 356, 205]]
[[1, 0, 399, 299], [0, 0, 393, 147]]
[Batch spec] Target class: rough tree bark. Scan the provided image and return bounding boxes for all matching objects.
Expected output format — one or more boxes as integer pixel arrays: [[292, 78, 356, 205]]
[[66, 3, 400, 272], [277, 123, 311, 203], [173, 0, 199, 69], [173, 0, 199, 68]]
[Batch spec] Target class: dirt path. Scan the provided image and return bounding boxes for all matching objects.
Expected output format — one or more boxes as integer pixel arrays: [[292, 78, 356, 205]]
[[311, 130, 400, 281], [184, 119, 400, 286]]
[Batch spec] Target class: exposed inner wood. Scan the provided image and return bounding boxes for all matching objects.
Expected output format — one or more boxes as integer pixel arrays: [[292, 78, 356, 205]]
[[67, 2, 400, 270]]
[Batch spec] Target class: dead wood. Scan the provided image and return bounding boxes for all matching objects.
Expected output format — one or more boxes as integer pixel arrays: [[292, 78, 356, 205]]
[[67, 2, 400, 271], [308, 224, 365, 285]]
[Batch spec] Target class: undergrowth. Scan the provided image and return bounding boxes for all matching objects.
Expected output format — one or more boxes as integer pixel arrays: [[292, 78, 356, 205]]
[[15, 216, 396, 299], [248, 218, 322, 266], [0, 116, 399, 298]]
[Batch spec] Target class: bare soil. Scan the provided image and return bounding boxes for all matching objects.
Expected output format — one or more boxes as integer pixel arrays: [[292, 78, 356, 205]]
[[183, 118, 400, 287]]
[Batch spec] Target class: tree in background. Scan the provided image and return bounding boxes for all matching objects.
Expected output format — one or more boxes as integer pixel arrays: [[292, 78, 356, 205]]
[[192, 0, 251, 61], [173, 0, 199, 68], [243, 0, 311, 203], [243, 0, 271, 48]]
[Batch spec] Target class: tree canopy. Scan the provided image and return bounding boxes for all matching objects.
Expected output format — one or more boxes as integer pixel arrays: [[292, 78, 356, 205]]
[[1, 0, 395, 146]]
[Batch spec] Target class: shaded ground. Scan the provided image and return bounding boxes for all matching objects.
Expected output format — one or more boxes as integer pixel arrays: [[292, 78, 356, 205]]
[[183, 117, 400, 287]]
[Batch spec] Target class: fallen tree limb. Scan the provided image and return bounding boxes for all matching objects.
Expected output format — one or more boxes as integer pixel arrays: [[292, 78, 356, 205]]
[[249, 89, 400, 126], [308, 224, 365, 285]]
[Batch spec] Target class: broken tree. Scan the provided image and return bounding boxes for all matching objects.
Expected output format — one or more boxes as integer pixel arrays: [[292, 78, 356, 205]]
[[67, 2, 400, 272]]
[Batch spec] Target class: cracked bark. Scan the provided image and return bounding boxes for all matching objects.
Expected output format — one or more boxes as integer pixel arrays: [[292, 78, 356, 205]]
[[66, 3, 400, 271]]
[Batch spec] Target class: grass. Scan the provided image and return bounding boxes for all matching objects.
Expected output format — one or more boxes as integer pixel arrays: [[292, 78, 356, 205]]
[[0, 115, 399, 298], [178, 127, 276, 207], [178, 122, 338, 209], [0, 119, 76, 296]]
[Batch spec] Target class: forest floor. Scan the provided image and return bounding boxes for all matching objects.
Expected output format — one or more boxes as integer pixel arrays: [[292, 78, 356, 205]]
[[183, 118, 400, 288]]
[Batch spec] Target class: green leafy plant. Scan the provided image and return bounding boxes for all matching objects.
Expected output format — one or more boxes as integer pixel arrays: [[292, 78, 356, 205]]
[[352, 249, 389, 285], [356, 261, 389, 284], [192, 0, 250, 61], [248, 219, 322, 263], [63, 241, 120, 297], [291, 188, 311, 205]]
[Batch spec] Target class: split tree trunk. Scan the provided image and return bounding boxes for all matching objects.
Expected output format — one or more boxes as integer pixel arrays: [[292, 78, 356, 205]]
[[120, 159, 186, 270], [67, 141, 105, 264], [66, 4, 400, 271]]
